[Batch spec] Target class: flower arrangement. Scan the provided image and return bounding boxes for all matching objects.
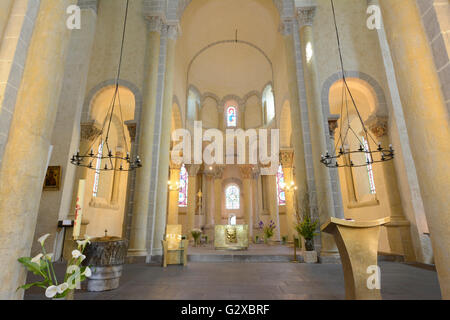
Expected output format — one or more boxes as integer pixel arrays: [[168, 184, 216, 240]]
[[295, 214, 319, 251], [258, 220, 276, 243], [17, 233, 92, 299], [190, 228, 202, 246]]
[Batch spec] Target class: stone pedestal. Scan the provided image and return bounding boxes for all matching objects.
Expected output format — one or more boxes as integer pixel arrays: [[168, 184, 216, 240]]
[[83, 237, 128, 292]]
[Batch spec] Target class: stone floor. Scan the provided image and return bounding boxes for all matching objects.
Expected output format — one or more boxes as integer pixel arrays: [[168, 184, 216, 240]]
[[24, 261, 441, 300]]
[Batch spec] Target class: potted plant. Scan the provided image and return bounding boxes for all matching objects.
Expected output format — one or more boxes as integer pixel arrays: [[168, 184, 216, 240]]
[[17, 233, 92, 299], [254, 235, 260, 244], [294, 192, 320, 263], [190, 228, 202, 246], [281, 235, 288, 245], [258, 220, 276, 244]]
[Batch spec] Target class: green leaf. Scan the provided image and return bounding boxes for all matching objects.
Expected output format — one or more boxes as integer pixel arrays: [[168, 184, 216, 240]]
[[17, 257, 46, 277], [18, 280, 49, 291]]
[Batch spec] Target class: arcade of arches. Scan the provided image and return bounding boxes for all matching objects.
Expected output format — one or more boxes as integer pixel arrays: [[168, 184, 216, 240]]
[[0, 0, 448, 300]]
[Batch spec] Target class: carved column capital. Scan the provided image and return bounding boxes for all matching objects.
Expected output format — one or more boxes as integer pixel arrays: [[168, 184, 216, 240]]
[[213, 165, 225, 179], [162, 23, 181, 40], [80, 121, 101, 141], [239, 165, 254, 180], [124, 121, 137, 143], [186, 164, 201, 177], [366, 115, 388, 138], [145, 15, 164, 33], [169, 160, 182, 170], [252, 166, 261, 180], [328, 114, 340, 138], [296, 6, 316, 28], [279, 149, 294, 168]]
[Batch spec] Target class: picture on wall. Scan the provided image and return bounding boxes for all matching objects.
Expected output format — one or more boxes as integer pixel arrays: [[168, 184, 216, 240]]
[[43, 166, 61, 191]]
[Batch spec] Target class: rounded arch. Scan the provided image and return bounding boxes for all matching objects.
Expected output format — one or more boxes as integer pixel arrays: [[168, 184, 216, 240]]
[[321, 71, 388, 121], [82, 79, 143, 123]]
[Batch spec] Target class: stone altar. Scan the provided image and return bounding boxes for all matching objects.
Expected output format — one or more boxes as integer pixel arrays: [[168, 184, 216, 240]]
[[214, 225, 249, 250]]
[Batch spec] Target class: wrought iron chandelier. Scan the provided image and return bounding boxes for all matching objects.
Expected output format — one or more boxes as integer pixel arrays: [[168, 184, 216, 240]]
[[320, 0, 394, 168], [71, 0, 141, 172]]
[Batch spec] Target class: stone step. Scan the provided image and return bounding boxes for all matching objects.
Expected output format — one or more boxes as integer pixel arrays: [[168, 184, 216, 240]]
[[188, 254, 296, 263]]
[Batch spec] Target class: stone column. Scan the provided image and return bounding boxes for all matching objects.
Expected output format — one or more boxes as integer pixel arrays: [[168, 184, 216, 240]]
[[297, 6, 339, 257], [240, 165, 254, 239], [213, 165, 224, 227], [280, 20, 309, 204], [186, 164, 200, 237], [379, 0, 450, 298], [280, 149, 296, 241], [266, 174, 281, 241], [0, 0, 77, 300], [128, 16, 162, 257], [152, 24, 180, 256], [167, 161, 181, 225], [0, 0, 13, 43], [203, 168, 215, 238], [366, 115, 415, 261], [252, 167, 261, 233]]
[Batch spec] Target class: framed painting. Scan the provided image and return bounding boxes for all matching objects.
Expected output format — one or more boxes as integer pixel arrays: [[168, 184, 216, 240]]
[[43, 166, 61, 191]]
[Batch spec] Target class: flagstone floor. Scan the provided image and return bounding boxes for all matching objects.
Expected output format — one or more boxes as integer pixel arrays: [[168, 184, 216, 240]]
[[24, 261, 441, 300]]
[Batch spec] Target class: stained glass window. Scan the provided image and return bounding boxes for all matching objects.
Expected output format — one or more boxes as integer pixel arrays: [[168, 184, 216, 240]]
[[92, 141, 104, 197], [362, 137, 376, 194], [227, 106, 237, 127], [277, 164, 286, 206], [225, 185, 240, 209], [178, 164, 188, 207]]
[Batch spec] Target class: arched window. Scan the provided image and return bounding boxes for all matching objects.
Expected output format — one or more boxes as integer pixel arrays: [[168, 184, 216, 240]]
[[225, 185, 240, 209], [178, 164, 188, 207], [263, 85, 275, 124], [362, 137, 376, 194], [92, 141, 104, 197], [227, 105, 237, 127], [276, 164, 286, 206]]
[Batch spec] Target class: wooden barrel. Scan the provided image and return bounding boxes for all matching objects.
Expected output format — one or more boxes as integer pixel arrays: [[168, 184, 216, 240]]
[[83, 237, 128, 292]]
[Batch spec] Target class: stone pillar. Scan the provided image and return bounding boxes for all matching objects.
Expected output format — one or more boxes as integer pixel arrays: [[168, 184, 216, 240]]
[[128, 16, 162, 257], [327, 115, 345, 218], [252, 167, 261, 233], [213, 165, 224, 227], [266, 174, 281, 241], [0, 0, 77, 300], [280, 149, 296, 241], [167, 161, 181, 225], [0, 0, 13, 43], [203, 168, 215, 238], [185, 164, 200, 237], [152, 24, 180, 256], [240, 165, 254, 239], [280, 20, 309, 204], [379, 0, 450, 298], [366, 115, 415, 261], [297, 6, 339, 257]]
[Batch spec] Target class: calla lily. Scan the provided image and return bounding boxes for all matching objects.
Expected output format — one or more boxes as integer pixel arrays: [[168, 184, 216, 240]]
[[44, 253, 53, 260], [38, 234, 50, 246], [57, 282, 69, 294], [72, 250, 82, 258], [31, 253, 43, 264], [45, 285, 58, 298], [76, 239, 91, 247], [82, 267, 92, 277]]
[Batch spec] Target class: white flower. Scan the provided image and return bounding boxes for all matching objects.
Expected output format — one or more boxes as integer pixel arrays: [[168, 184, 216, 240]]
[[45, 285, 58, 298], [31, 254, 43, 264], [72, 250, 82, 258], [38, 234, 50, 246], [76, 239, 91, 247], [44, 253, 53, 261], [82, 267, 92, 277], [57, 283, 69, 294], [79, 254, 86, 262]]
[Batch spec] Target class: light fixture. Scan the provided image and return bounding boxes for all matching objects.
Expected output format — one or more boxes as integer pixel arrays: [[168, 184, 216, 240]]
[[71, 0, 141, 172], [321, 0, 394, 168]]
